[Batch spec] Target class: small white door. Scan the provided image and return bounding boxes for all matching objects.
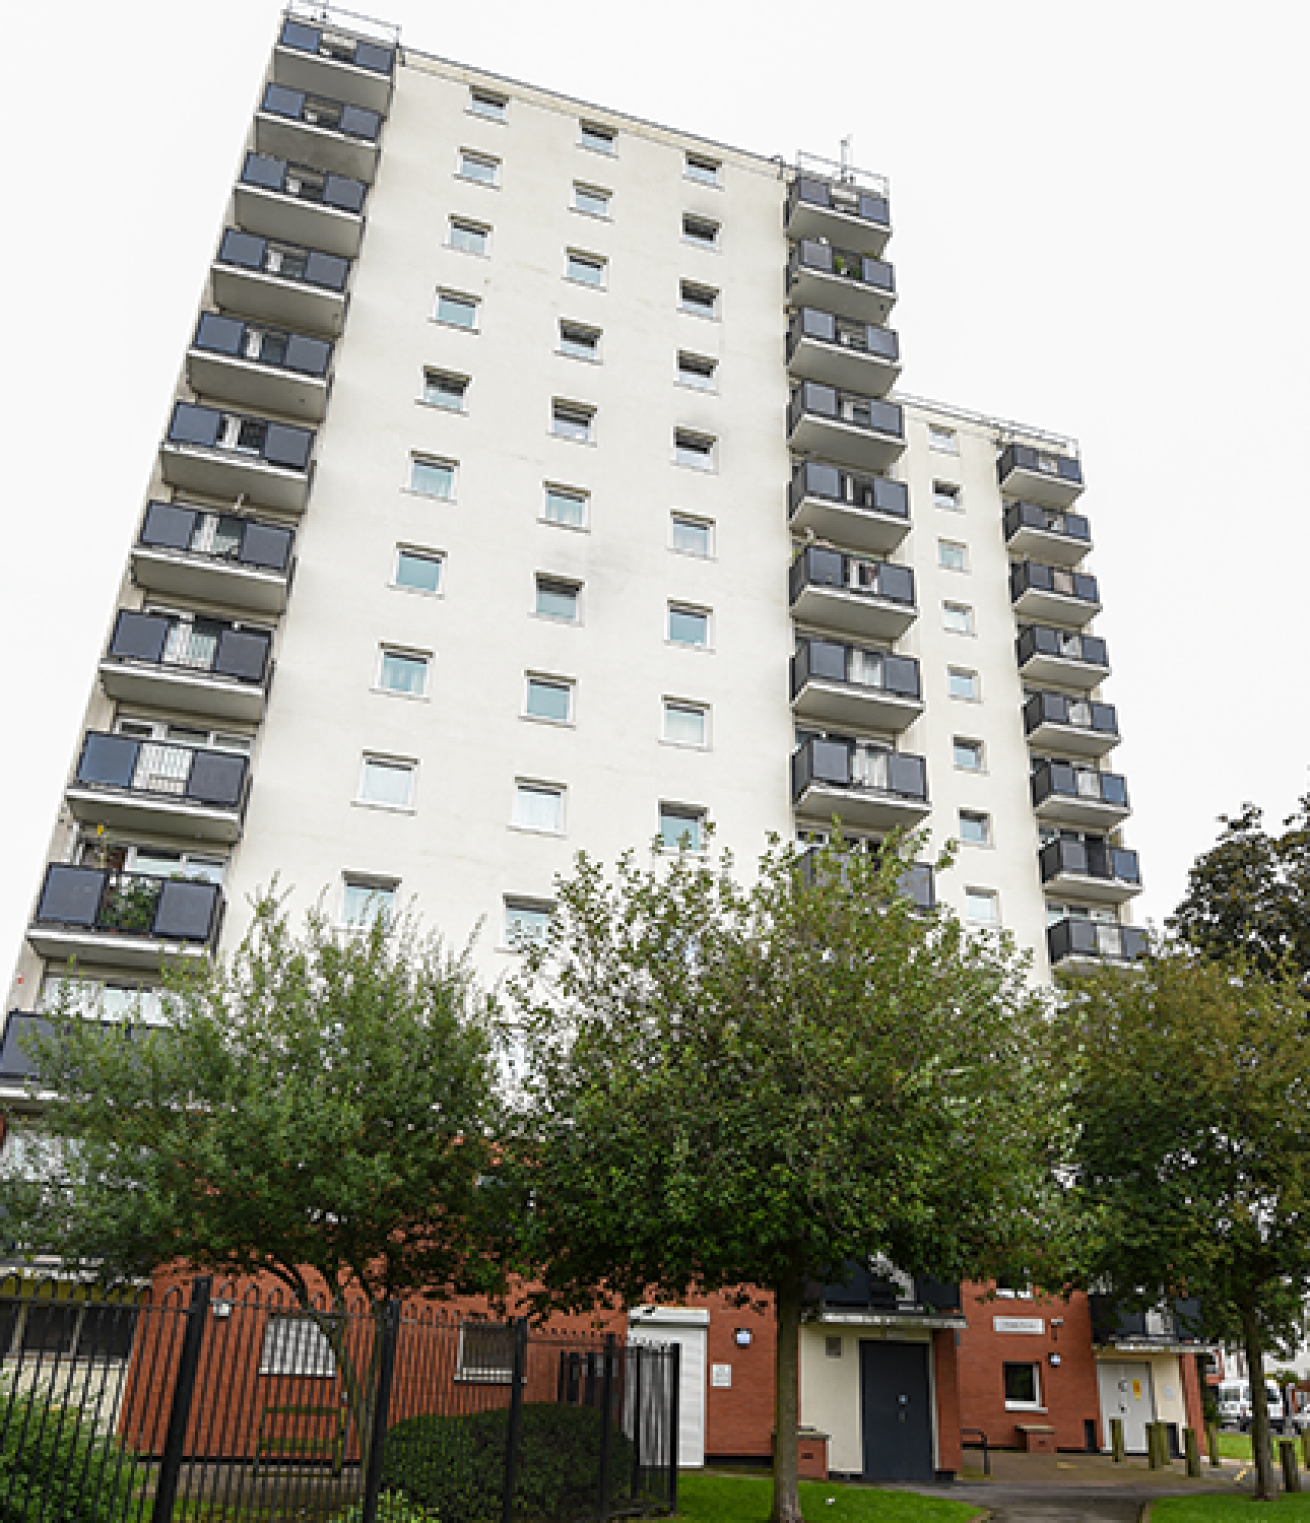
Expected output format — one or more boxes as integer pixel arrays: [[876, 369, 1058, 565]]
[[1098, 1360, 1154, 1453], [629, 1312, 707, 1468]]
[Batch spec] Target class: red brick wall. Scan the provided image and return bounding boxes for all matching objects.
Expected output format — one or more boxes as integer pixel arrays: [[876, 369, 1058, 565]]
[[933, 1329, 962, 1473], [702, 1291, 777, 1460]]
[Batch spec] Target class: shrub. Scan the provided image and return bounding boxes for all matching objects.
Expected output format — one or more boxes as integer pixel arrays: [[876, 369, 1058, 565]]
[[380, 1403, 635, 1523], [330, 1490, 441, 1523], [0, 1382, 139, 1523]]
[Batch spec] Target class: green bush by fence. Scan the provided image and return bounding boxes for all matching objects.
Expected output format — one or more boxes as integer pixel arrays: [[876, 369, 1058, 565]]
[[0, 1385, 139, 1523]]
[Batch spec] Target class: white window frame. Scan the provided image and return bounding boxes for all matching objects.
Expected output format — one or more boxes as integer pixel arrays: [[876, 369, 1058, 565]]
[[565, 250, 607, 288], [408, 454, 456, 500], [572, 182, 611, 218], [448, 217, 490, 256], [341, 879, 397, 930], [670, 514, 714, 557], [559, 322, 601, 362], [674, 430, 715, 471], [938, 540, 968, 572], [948, 667, 980, 702], [928, 423, 959, 454], [421, 369, 469, 411], [685, 152, 721, 186], [523, 674, 574, 725], [504, 899, 553, 950], [456, 1320, 515, 1381], [357, 755, 417, 812], [468, 88, 507, 122], [958, 810, 991, 847], [512, 781, 566, 835], [376, 647, 431, 699], [1003, 1361, 1043, 1411], [932, 480, 961, 511], [534, 576, 581, 623], [964, 888, 999, 926], [456, 148, 500, 186], [942, 601, 974, 635], [662, 699, 709, 749], [542, 484, 589, 530], [578, 121, 616, 154], [952, 737, 985, 772], [682, 214, 720, 250], [551, 400, 595, 444], [679, 281, 719, 319], [676, 352, 717, 391], [392, 547, 443, 596], [434, 290, 480, 331], [658, 803, 706, 852], [668, 603, 711, 649]]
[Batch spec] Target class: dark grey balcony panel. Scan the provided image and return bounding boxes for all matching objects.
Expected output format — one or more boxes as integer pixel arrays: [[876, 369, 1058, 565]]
[[1113, 848, 1141, 882], [790, 461, 909, 521], [304, 249, 350, 290], [0, 1012, 51, 1081], [1004, 499, 1092, 544], [1032, 762, 1129, 811], [285, 333, 331, 376], [998, 442, 1083, 489], [1024, 691, 1119, 735], [792, 307, 899, 362], [279, 17, 321, 53], [792, 640, 922, 701], [323, 173, 366, 214], [140, 501, 197, 552], [1010, 560, 1099, 604], [241, 522, 294, 572], [884, 655, 921, 698], [263, 422, 314, 470], [186, 751, 248, 809], [76, 733, 140, 790], [887, 753, 927, 798], [1089, 1295, 1204, 1345], [109, 611, 170, 664], [139, 503, 294, 575], [914, 1278, 960, 1313], [901, 863, 935, 913], [75, 732, 248, 810], [263, 82, 306, 118], [242, 151, 288, 193], [1040, 839, 1141, 886], [212, 628, 272, 684], [792, 239, 896, 293], [217, 228, 267, 270], [792, 381, 903, 439], [879, 563, 914, 604], [340, 104, 383, 140], [217, 229, 351, 292], [1048, 918, 1149, 965], [1016, 624, 1109, 670], [790, 545, 916, 609], [154, 880, 222, 942], [799, 545, 844, 589], [168, 403, 222, 449], [195, 312, 245, 357], [36, 865, 105, 929], [792, 176, 891, 230], [353, 40, 396, 74], [804, 639, 847, 684]]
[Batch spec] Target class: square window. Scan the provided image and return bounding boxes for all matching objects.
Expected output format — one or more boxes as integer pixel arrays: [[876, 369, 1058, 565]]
[[685, 153, 721, 186], [458, 1320, 515, 1380], [513, 782, 565, 834], [679, 281, 718, 318], [659, 804, 705, 852], [573, 183, 611, 217], [668, 604, 710, 647], [943, 602, 974, 635], [959, 810, 991, 846], [525, 675, 573, 724], [409, 455, 455, 498], [543, 485, 588, 528], [457, 149, 499, 185], [559, 322, 600, 361], [677, 352, 717, 391], [948, 667, 979, 701], [261, 1315, 337, 1377], [674, 430, 715, 471], [536, 576, 580, 621], [938, 540, 967, 572], [1003, 1363, 1040, 1408], [928, 423, 958, 454], [663, 700, 708, 748], [579, 122, 616, 154], [378, 649, 429, 697], [342, 880, 396, 929], [449, 217, 489, 255], [393, 548, 442, 594], [671, 514, 713, 557], [359, 756, 416, 810], [566, 250, 607, 288], [435, 291, 479, 330], [469, 88, 507, 121], [682, 214, 719, 248], [933, 481, 961, 512], [964, 888, 999, 926], [551, 401, 594, 443], [505, 899, 552, 947], [953, 737, 984, 772], [422, 370, 468, 410]]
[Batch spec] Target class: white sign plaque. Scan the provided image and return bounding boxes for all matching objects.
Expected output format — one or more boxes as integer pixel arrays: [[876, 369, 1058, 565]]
[[993, 1316, 1045, 1334], [711, 1363, 732, 1388]]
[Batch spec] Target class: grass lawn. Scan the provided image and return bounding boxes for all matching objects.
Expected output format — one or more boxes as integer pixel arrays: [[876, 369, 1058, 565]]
[[677, 1472, 978, 1523], [1214, 1431, 1307, 1463], [1154, 1498, 1310, 1523]]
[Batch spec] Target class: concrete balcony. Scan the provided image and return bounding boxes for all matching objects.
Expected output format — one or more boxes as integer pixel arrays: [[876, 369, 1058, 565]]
[[256, 82, 382, 183], [160, 402, 314, 515], [235, 153, 367, 259], [28, 864, 224, 972], [274, 15, 396, 115], [187, 313, 331, 422], [1004, 499, 1092, 567], [789, 545, 916, 642], [997, 441, 1084, 509], [1031, 761, 1130, 830], [1009, 560, 1100, 626], [787, 308, 900, 395], [787, 238, 896, 325], [786, 174, 891, 257], [212, 229, 349, 337], [99, 609, 272, 725], [788, 382, 905, 473], [65, 732, 250, 845], [1015, 625, 1109, 690], [791, 638, 923, 732], [1048, 917, 1148, 970], [792, 736, 929, 834], [788, 461, 910, 556], [131, 501, 294, 616], [1023, 691, 1119, 758], [796, 849, 935, 914], [1039, 838, 1142, 905]]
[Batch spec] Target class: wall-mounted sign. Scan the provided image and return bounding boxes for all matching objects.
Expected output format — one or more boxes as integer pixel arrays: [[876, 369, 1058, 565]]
[[711, 1363, 732, 1388], [993, 1316, 1045, 1334]]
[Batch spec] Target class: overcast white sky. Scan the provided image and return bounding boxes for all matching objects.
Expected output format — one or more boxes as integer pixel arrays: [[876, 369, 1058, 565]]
[[2, 0, 1307, 990]]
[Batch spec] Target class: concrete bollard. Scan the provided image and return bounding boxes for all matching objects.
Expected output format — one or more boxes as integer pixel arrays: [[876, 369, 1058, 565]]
[[1146, 1422, 1162, 1469], [1282, 1439, 1302, 1492], [1184, 1427, 1201, 1477], [1208, 1422, 1221, 1467], [1111, 1417, 1125, 1463]]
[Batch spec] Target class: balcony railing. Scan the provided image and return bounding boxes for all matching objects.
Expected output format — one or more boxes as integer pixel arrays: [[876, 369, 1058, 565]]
[[162, 403, 315, 512], [790, 238, 895, 295], [240, 153, 367, 214], [1023, 691, 1118, 742], [789, 381, 904, 471], [787, 308, 900, 394], [1048, 918, 1148, 967], [788, 461, 910, 554], [797, 849, 935, 914], [1004, 499, 1091, 556], [1088, 1295, 1205, 1346], [217, 228, 350, 293], [787, 175, 890, 242], [998, 441, 1084, 507], [73, 732, 250, 814], [792, 737, 928, 807], [814, 1261, 962, 1322], [105, 611, 271, 686], [1031, 761, 1129, 814], [138, 502, 294, 575], [212, 229, 350, 337], [193, 313, 332, 379], [167, 402, 313, 470], [261, 83, 381, 142], [1039, 838, 1141, 890], [792, 638, 921, 701], [792, 308, 898, 363], [1016, 624, 1108, 676], [1009, 560, 1100, 624], [32, 865, 223, 949], [790, 545, 914, 606], [278, 16, 397, 78]]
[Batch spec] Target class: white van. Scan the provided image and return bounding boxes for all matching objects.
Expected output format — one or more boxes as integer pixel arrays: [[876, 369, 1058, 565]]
[[1217, 1380, 1285, 1430]]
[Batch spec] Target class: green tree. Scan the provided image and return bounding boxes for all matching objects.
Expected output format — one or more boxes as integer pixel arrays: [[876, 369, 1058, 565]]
[[505, 835, 1056, 1523], [2, 892, 506, 1469], [1059, 948, 1310, 1500]]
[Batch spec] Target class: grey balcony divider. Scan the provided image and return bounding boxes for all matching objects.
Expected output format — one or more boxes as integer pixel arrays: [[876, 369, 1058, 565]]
[[887, 752, 927, 798], [195, 312, 244, 356], [0, 1011, 52, 1080], [218, 228, 267, 270], [140, 501, 197, 551], [240, 520, 295, 571], [884, 653, 921, 698], [77, 732, 139, 789], [305, 248, 350, 289], [263, 82, 306, 118], [169, 402, 223, 449], [183, 750, 247, 808], [340, 104, 383, 140], [35, 864, 105, 928], [242, 151, 287, 192], [324, 173, 367, 214], [285, 332, 332, 375], [264, 421, 314, 469], [212, 628, 271, 683]]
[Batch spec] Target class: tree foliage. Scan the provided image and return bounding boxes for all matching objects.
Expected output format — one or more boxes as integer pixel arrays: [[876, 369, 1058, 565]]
[[506, 835, 1056, 1523], [1059, 948, 1310, 1498]]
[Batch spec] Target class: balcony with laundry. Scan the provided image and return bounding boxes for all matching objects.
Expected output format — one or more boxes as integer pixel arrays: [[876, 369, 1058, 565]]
[[791, 735, 929, 834], [791, 637, 922, 732], [1009, 560, 1101, 626]]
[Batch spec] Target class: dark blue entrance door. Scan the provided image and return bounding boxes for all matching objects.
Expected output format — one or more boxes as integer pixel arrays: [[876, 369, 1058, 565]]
[[859, 1339, 934, 1481]]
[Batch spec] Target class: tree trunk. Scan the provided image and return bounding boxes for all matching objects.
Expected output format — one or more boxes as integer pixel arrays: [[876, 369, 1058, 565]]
[[770, 1261, 805, 1523], [1242, 1304, 1276, 1501], [307, 1297, 384, 1477]]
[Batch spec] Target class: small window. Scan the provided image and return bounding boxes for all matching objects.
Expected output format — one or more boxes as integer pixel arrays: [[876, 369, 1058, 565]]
[[682, 214, 719, 248], [422, 370, 468, 410], [964, 888, 999, 926], [524, 675, 573, 724], [948, 667, 979, 701], [668, 605, 710, 648], [943, 602, 974, 635], [449, 217, 490, 255], [1003, 1362, 1040, 1409], [342, 880, 396, 929], [435, 291, 479, 330], [559, 322, 600, 361], [260, 1316, 337, 1377], [663, 700, 708, 748], [536, 576, 580, 621], [513, 782, 565, 834], [505, 900, 552, 948], [543, 485, 588, 529], [671, 514, 713, 557], [469, 89, 507, 122], [953, 737, 984, 772], [359, 756, 416, 810], [824, 1336, 843, 1359], [457, 149, 499, 185], [685, 153, 721, 186], [677, 352, 717, 391], [680, 281, 718, 318], [938, 540, 967, 572], [393, 549, 443, 594], [674, 430, 715, 471], [959, 810, 991, 846], [566, 250, 607, 288], [458, 1321, 515, 1380], [933, 481, 961, 511], [378, 648, 430, 697], [409, 455, 455, 499], [552, 401, 594, 443], [573, 183, 611, 217], [928, 423, 958, 454], [579, 122, 616, 154], [659, 804, 705, 852]]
